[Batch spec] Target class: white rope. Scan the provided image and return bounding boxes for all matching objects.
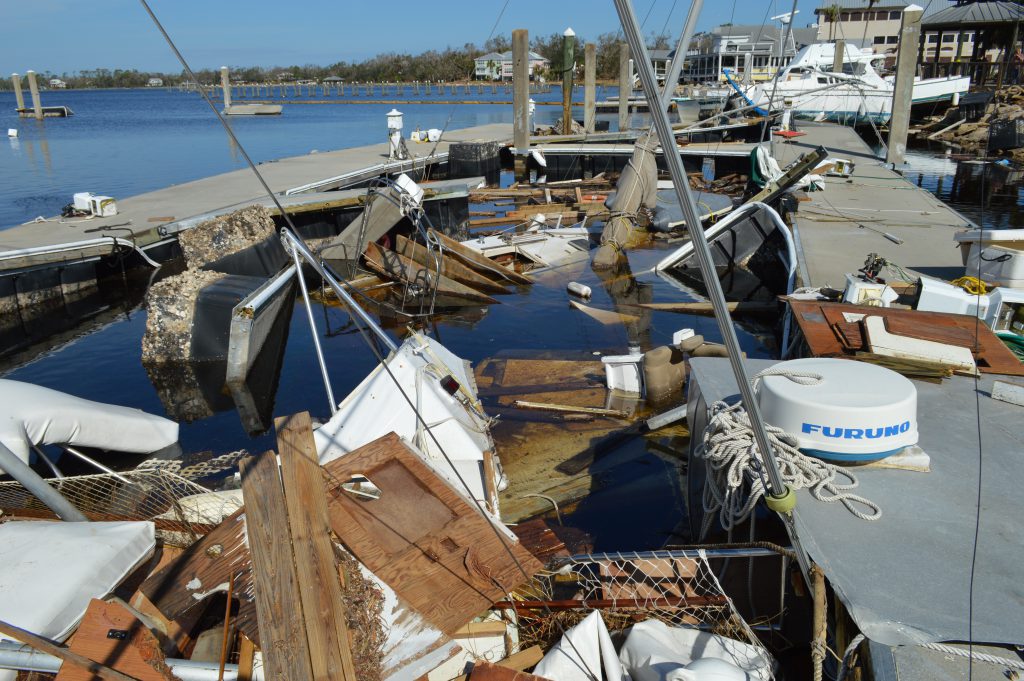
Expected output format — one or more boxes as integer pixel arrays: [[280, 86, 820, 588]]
[[700, 368, 882, 538], [919, 642, 1024, 671], [837, 633, 865, 681]]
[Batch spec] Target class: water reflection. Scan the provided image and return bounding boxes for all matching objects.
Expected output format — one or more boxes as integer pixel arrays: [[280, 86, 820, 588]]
[[593, 257, 653, 348]]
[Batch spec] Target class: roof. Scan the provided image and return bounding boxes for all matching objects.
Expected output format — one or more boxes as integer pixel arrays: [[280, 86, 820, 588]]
[[708, 24, 819, 47], [649, 48, 673, 60], [475, 51, 504, 62], [922, 0, 1024, 26], [474, 51, 549, 63], [814, 1, 947, 18]]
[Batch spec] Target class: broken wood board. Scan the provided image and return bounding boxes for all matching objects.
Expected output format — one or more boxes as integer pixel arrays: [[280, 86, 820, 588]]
[[55, 599, 176, 681], [364, 241, 499, 305], [636, 301, 778, 316], [276, 413, 357, 681], [788, 299, 1024, 376], [240, 451, 316, 680], [569, 300, 639, 325], [0, 618, 137, 681], [396, 234, 509, 294], [864, 315, 977, 373], [466, 660, 552, 681], [474, 357, 608, 410], [322, 432, 542, 636], [428, 229, 533, 286], [512, 400, 629, 418]]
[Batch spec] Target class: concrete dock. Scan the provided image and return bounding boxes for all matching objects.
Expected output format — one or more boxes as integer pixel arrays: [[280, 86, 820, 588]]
[[0, 122, 513, 271], [771, 122, 974, 286]]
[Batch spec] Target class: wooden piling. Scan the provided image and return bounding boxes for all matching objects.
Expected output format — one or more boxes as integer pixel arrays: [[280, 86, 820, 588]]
[[513, 28, 530, 177], [10, 73, 24, 112], [618, 43, 630, 131], [26, 70, 42, 120], [584, 42, 596, 134], [886, 4, 923, 164], [220, 66, 231, 110], [832, 39, 845, 74], [561, 28, 576, 133]]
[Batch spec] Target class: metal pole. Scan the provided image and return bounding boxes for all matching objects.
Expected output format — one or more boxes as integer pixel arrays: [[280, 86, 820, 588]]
[[886, 4, 923, 164], [561, 27, 576, 133], [281, 231, 398, 354], [512, 28, 530, 175], [613, 0, 790, 501], [293, 248, 338, 414], [0, 443, 86, 522], [25, 71, 42, 120], [618, 42, 631, 131], [660, 0, 704, 109], [11, 74, 25, 112], [615, 0, 813, 584], [584, 42, 597, 134]]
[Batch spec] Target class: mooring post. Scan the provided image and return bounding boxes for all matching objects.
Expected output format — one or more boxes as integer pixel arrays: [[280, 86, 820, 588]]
[[584, 42, 596, 134], [220, 66, 231, 111], [886, 4, 923, 165], [513, 28, 530, 178], [618, 43, 631, 131], [562, 27, 576, 134], [833, 39, 845, 74], [11, 73, 25, 112], [26, 70, 42, 120]]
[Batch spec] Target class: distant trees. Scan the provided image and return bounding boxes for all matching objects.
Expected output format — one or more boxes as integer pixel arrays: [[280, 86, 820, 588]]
[[0, 32, 669, 90]]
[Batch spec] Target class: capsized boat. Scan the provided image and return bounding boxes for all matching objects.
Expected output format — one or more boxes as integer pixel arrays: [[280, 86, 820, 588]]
[[728, 43, 970, 124]]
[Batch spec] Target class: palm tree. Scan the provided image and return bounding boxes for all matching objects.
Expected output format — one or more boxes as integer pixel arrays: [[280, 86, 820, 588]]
[[824, 4, 842, 42]]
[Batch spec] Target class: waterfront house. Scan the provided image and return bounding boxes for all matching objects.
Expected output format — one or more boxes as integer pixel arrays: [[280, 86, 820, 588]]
[[147, 78, 164, 87], [48, 79, 66, 89], [474, 51, 550, 81], [684, 24, 818, 83]]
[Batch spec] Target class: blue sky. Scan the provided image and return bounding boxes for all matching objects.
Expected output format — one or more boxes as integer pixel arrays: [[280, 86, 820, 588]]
[[0, 0, 824, 75]]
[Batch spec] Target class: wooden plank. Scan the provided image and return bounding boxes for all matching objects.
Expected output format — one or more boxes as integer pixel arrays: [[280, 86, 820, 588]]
[[240, 452, 315, 681], [450, 646, 546, 681], [276, 413, 357, 681], [56, 599, 175, 681], [512, 400, 629, 418], [236, 634, 256, 681], [396, 234, 509, 294], [636, 301, 778, 316], [452, 621, 508, 638], [468, 660, 552, 680], [428, 229, 533, 286], [0, 618, 137, 681], [363, 242, 499, 305], [323, 433, 542, 636]]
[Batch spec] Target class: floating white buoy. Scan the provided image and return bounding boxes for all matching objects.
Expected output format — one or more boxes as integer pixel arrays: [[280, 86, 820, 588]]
[[7, 129, 16, 138], [566, 281, 591, 298]]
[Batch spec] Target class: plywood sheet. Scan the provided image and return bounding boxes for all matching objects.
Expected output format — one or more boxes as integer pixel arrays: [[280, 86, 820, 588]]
[[323, 433, 542, 635]]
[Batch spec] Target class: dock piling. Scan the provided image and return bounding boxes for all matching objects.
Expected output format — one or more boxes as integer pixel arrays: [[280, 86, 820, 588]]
[[584, 42, 596, 134], [886, 4, 923, 164], [513, 28, 530, 177], [10, 73, 24, 112], [618, 43, 631, 131], [562, 27, 576, 133], [220, 66, 231, 110], [25, 71, 42, 120]]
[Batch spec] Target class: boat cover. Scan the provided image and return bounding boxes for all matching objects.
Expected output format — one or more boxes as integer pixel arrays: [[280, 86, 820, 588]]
[[0, 379, 179, 468], [688, 358, 1024, 647], [0, 521, 155, 642]]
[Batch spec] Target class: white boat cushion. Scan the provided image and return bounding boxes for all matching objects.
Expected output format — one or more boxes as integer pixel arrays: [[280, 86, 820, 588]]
[[0, 521, 155, 642]]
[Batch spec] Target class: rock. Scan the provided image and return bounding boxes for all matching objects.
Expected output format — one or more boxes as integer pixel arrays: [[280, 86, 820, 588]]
[[178, 205, 276, 270], [141, 270, 228, 363]]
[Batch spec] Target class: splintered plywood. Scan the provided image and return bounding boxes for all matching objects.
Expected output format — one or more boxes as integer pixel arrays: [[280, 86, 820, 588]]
[[322, 433, 542, 636], [475, 357, 608, 408], [55, 599, 176, 681]]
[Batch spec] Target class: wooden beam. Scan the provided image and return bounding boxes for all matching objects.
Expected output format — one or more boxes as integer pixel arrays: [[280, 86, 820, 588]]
[[240, 452, 315, 681], [276, 413, 358, 681], [0, 618, 137, 681]]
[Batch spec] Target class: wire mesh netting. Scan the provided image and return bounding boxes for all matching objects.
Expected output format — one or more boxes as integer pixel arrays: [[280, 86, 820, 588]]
[[511, 550, 770, 663], [0, 469, 217, 546]]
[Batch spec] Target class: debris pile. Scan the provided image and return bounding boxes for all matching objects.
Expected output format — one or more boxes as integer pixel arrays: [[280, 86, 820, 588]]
[[925, 85, 1024, 156]]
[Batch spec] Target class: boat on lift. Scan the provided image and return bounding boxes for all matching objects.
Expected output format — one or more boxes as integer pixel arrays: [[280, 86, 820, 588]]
[[727, 42, 970, 124]]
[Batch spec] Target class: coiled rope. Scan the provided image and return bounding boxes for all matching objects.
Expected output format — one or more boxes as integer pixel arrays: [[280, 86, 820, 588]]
[[700, 368, 882, 538]]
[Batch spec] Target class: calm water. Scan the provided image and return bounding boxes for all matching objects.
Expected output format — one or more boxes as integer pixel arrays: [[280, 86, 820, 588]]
[[2, 91, 1021, 547], [0, 86, 621, 229]]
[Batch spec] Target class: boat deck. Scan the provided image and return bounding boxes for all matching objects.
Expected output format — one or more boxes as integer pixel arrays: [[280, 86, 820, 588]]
[[688, 357, 1024, 653], [771, 122, 975, 287], [0, 122, 512, 271]]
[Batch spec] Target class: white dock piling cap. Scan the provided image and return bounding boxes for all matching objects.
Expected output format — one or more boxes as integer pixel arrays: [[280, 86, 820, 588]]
[[564, 27, 576, 37], [387, 108, 403, 130], [7, 129, 17, 138]]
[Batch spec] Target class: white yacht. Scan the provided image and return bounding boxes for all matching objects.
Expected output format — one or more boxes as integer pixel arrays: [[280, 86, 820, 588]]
[[727, 43, 970, 124]]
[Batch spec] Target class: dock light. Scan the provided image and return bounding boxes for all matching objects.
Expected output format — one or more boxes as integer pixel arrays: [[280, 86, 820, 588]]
[[387, 108, 408, 160]]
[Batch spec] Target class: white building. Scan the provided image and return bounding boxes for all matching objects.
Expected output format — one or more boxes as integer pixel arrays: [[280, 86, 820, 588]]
[[474, 51, 550, 81], [685, 24, 819, 83], [48, 78, 67, 89], [147, 77, 164, 87], [813, 1, 975, 59]]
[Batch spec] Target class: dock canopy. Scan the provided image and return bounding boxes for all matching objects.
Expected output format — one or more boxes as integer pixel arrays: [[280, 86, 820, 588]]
[[920, 0, 1024, 86]]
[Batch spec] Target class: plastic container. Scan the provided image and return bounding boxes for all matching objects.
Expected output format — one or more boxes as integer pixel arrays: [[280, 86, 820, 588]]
[[566, 281, 591, 298]]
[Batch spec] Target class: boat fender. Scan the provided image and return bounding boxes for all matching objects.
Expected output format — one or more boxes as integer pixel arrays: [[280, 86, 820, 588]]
[[566, 281, 592, 298]]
